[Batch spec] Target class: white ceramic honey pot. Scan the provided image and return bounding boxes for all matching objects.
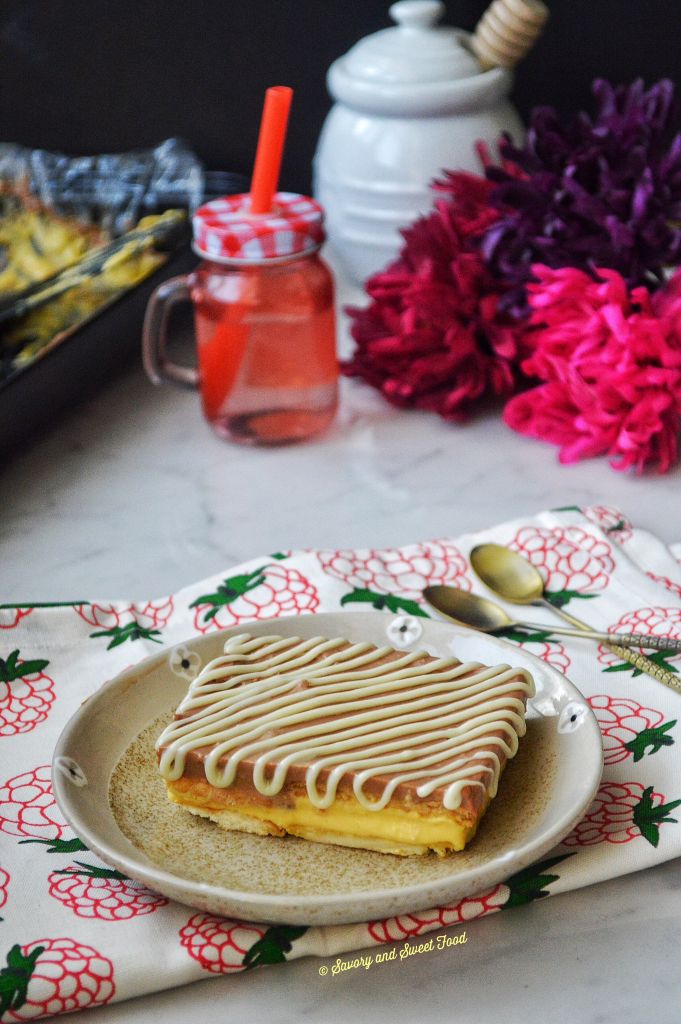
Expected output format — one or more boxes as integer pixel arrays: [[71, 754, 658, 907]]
[[313, 0, 524, 284]]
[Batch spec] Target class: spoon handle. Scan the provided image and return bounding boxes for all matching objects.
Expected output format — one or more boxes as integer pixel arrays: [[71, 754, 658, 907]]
[[613, 634, 681, 652], [522, 620, 681, 652], [539, 599, 681, 696]]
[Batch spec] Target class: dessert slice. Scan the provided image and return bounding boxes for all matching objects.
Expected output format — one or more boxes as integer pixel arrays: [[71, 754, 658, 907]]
[[156, 632, 535, 856]]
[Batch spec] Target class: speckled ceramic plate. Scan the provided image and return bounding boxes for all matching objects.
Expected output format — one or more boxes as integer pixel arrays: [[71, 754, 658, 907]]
[[52, 612, 603, 926]]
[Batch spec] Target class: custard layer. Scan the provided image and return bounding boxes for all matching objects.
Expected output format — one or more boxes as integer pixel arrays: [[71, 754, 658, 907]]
[[164, 776, 485, 855]]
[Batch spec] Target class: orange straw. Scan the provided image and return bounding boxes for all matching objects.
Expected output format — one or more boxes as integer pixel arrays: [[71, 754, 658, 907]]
[[249, 85, 293, 214]]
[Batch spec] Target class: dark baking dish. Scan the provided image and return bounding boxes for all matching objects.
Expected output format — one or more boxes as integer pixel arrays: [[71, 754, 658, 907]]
[[0, 167, 247, 462]]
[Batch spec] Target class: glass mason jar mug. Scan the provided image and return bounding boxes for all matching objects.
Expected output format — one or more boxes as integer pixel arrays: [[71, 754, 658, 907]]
[[143, 193, 338, 445]]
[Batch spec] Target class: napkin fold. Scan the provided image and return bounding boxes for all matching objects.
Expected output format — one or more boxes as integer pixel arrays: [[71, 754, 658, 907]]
[[1, 504, 680, 1019]]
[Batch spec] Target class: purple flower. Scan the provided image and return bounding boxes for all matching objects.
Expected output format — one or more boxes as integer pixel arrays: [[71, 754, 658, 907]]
[[484, 79, 681, 317]]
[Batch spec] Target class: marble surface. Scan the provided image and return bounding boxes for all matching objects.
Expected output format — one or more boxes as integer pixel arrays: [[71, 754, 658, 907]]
[[66, 861, 681, 1024], [4, 336, 681, 603], [2, 264, 681, 1020]]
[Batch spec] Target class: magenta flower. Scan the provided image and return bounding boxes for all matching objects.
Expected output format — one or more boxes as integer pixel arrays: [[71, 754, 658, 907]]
[[343, 173, 521, 421], [503, 265, 681, 473]]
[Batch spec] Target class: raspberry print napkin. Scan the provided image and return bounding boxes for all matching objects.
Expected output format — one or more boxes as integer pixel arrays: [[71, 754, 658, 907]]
[[1, 504, 681, 1019]]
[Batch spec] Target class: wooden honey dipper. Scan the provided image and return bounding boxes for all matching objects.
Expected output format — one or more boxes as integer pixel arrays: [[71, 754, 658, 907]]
[[471, 0, 549, 70]]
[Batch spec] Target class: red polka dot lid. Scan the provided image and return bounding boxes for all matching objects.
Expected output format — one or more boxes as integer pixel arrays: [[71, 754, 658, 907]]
[[192, 192, 325, 262]]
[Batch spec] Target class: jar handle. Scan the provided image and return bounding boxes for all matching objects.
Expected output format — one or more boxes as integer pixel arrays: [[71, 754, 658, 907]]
[[142, 275, 199, 389]]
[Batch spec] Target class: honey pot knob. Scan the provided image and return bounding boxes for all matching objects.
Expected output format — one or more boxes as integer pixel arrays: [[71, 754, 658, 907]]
[[388, 0, 446, 31]]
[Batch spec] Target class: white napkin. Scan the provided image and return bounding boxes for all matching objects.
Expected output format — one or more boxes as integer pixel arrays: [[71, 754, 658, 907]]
[[1, 504, 679, 1018]]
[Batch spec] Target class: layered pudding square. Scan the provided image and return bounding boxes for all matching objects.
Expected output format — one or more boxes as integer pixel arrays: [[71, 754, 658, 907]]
[[156, 632, 534, 856]]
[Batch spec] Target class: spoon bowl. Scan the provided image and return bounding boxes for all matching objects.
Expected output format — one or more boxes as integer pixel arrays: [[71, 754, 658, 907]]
[[423, 586, 514, 632], [421, 584, 671, 648], [468, 542, 681, 693], [470, 543, 545, 605]]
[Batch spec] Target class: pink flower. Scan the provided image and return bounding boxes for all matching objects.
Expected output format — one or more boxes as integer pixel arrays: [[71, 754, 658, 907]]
[[503, 265, 681, 473], [343, 174, 522, 421]]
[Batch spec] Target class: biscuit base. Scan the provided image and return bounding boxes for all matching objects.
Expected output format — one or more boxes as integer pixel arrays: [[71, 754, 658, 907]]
[[164, 776, 489, 857]]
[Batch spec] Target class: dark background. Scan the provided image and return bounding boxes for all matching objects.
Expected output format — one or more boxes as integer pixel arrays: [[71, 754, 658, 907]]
[[1, 0, 679, 192]]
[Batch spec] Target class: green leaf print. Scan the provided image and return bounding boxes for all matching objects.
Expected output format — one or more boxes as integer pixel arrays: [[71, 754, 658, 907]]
[[502, 853, 574, 908], [0, 943, 44, 1017], [0, 650, 49, 682], [0, 602, 90, 610], [632, 786, 681, 848], [495, 626, 557, 645], [53, 860, 129, 881], [339, 588, 429, 618], [625, 720, 676, 762], [19, 836, 88, 854], [190, 567, 268, 623], [243, 925, 308, 968], [90, 621, 162, 650], [603, 650, 679, 678], [544, 590, 598, 609]]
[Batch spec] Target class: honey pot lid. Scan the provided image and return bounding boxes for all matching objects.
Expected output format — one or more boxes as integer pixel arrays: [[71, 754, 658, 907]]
[[337, 1, 480, 87]]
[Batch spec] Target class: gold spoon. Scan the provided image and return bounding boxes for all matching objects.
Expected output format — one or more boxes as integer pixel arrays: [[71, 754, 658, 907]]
[[422, 585, 681, 651], [469, 543, 681, 695]]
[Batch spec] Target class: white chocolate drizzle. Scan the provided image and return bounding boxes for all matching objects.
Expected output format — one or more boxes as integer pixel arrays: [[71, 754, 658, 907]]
[[156, 633, 535, 812]]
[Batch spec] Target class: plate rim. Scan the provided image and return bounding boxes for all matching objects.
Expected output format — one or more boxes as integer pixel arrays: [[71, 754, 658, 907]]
[[53, 611, 604, 920]]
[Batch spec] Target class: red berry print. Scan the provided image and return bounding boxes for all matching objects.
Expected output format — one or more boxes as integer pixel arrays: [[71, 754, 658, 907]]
[[0, 867, 9, 915], [0, 938, 114, 1019], [523, 640, 571, 674], [588, 695, 676, 765], [190, 564, 319, 634], [494, 625, 571, 674], [0, 608, 33, 631], [179, 915, 306, 971], [320, 542, 472, 599], [647, 572, 681, 598], [134, 597, 174, 629], [509, 526, 614, 607], [179, 915, 266, 973], [368, 885, 508, 943], [74, 598, 173, 630], [563, 782, 681, 848], [367, 854, 571, 944], [582, 505, 633, 543], [0, 766, 85, 854], [48, 861, 168, 920], [0, 766, 66, 841], [0, 651, 54, 738], [318, 541, 472, 616], [598, 607, 681, 676], [76, 598, 174, 649]]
